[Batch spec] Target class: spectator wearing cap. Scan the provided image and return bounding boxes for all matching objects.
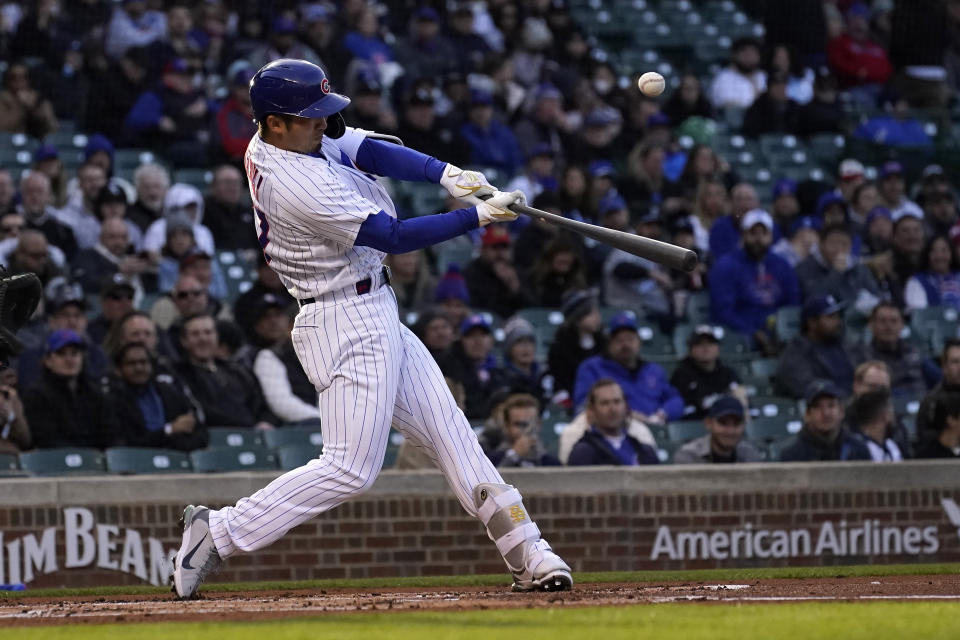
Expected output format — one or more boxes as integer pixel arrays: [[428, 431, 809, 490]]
[[795, 225, 884, 310], [124, 58, 210, 166], [864, 206, 894, 256], [143, 183, 216, 259], [674, 395, 763, 464], [0, 61, 58, 139], [487, 393, 561, 468], [775, 295, 855, 399], [548, 290, 605, 402], [31, 143, 67, 208], [905, 235, 960, 312], [88, 274, 137, 346], [438, 314, 505, 420], [513, 83, 569, 160], [16, 172, 78, 260], [234, 256, 294, 343], [849, 302, 928, 399], [916, 391, 960, 459], [106, 341, 208, 452], [836, 159, 866, 204], [779, 380, 855, 462], [105, 0, 167, 59], [845, 388, 904, 462], [709, 209, 800, 350], [853, 93, 933, 148], [877, 161, 918, 216], [797, 71, 844, 137], [463, 226, 533, 319], [500, 318, 550, 406], [179, 247, 227, 308], [741, 71, 801, 138], [394, 7, 457, 80], [128, 164, 170, 232], [214, 69, 258, 164], [514, 191, 586, 280], [814, 191, 858, 244], [399, 84, 468, 164], [300, 5, 349, 89], [460, 89, 524, 176], [246, 16, 323, 71], [506, 143, 559, 205], [772, 215, 820, 268], [386, 250, 437, 313], [73, 218, 150, 297], [588, 160, 617, 211], [573, 313, 683, 422], [570, 106, 623, 169], [251, 294, 320, 425], [670, 326, 745, 420], [710, 36, 767, 110], [709, 182, 761, 261], [770, 179, 801, 233], [568, 379, 660, 466], [827, 3, 892, 92], [413, 308, 456, 363], [93, 183, 144, 251], [175, 313, 275, 430], [342, 7, 395, 65], [922, 185, 958, 239], [868, 205, 927, 306], [23, 329, 118, 450]]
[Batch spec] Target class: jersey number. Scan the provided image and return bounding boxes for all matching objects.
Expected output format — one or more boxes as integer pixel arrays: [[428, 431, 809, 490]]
[[255, 207, 271, 263]]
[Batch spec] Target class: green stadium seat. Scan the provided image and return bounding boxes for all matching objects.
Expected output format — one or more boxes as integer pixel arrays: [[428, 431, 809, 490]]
[[658, 440, 680, 463], [749, 358, 779, 379], [892, 397, 920, 418], [541, 416, 569, 458], [173, 168, 213, 190], [277, 444, 324, 470], [19, 448, 106, 476], [190, 446, 278, 472], [685, 291, 711, 323], [0, 453, 18, 473], [746, 416, 803, 444], [767, 436, 796, 461], [774, 306, 801, 342], [807, 133, 846, 166], [434, 245, 474, 275], [262, 429, 324, 449], [749, 396, 800, 419], [105, 447, 192, 474], [739, 374, 776, 397], [114, 149, 156, 170], [207, 427, 264, 448], [515, 307, 566, 346], [667, 419, 707, 444]]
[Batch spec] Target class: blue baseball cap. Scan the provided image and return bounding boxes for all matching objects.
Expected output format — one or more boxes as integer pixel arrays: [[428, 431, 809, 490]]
[[847, 2, 870, 19], [415, 6, 440, 21], [272, 16, 297, 34], [584, 107, 621, 128], [534, 83, 562, 102], [589, 160, 615, 178], [608, 311, 638, 335], [46, 329, 86, 354], [598, 192, 627, 216], [469, 89, 494, 105], [528, 142, 554, 159], [647, 112, 671, 128], [83, 133, 114, 161], [801, 294, 846, 322], [880, 160, 904, 180], [815, 191, 847, 217], [788, 215, 821, 237], [772, 178, 797, 200], [708, 395, 745, 419], [866, 205, 892, 227], [804, 379, 844, 405], [460, 313, 492, 335], [33, 144, 59, 163]]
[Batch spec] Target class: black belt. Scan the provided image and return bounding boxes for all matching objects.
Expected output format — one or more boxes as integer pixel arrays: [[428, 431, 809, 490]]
[[298, 266, 391, 306]]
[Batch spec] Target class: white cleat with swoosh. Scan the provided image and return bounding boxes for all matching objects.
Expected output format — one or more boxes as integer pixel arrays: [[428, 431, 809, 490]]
[[172, 505, 222, 599]]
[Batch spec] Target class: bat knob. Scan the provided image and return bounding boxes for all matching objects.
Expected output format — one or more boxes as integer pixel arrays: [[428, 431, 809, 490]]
[[679, 250, 699, 273]]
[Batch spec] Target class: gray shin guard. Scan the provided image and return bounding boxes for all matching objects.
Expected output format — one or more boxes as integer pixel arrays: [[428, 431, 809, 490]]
[[473, 482, 540, 572]]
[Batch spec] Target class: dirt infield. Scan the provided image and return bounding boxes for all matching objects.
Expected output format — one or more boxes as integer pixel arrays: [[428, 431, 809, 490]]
[[2, 574, 958, 626]]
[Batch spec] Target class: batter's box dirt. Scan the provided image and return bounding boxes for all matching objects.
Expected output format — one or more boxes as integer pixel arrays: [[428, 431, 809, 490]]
[[2, 575, 959, 627]]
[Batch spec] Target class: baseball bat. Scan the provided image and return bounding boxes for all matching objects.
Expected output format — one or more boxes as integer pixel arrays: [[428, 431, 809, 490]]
[[505, 202, 699, 273]]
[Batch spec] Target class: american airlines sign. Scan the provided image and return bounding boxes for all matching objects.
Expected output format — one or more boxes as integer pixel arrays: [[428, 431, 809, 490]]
[[1, 508, 175, 586], [650, 499, 960, 561]]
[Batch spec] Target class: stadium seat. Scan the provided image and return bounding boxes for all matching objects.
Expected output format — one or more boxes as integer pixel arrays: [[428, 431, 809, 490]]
[[515, 307, 566, 346], [207, 427, 264, 448], [435, 245, 474, 275], [0, 453, 18, 473], [277, 444, 323, 470], [262, 429, 324, 449], [766, 436, 795, 461], [749, 358, 779, 379], [190, 446, 278, 472], [746, 416, 802, 444], [685, 291, 711, 323], [19, 448, 106, 476], [173, 168, 213, 190], [105, 447, 192, 474], [774, 306, 801, 342], [667, 420, 707, 444], [749, 396, 800, 418], [739, 374, 776, 397], [541, 416, 569, 457]]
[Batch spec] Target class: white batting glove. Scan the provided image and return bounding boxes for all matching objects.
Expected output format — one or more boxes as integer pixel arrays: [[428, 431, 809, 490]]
[[440, 164, 496, 204], [476, 190, 525, 227]]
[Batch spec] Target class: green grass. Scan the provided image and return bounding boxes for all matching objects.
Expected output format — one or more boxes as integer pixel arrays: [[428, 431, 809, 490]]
[[4, 603, 960, 639], [4, 562, 958, 599]]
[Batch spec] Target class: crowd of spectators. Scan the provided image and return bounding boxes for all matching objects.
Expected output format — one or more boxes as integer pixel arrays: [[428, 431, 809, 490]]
[[1, 0, 960, 470]]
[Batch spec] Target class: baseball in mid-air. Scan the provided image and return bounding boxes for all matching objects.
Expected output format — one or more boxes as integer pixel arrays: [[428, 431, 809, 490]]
[[638, 72, 665, 96]]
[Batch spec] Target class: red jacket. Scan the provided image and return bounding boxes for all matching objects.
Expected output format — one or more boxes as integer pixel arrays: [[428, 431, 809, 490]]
[[827, 35, 893, 87], [216, 97, 257, 160]]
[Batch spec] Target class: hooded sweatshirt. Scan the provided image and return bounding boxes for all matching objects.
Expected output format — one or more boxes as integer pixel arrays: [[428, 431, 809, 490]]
[[142, 183, 216, 254]]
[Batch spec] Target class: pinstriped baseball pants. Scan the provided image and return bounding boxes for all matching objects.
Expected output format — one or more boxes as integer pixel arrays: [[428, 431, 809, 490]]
[[208, 284, 505, 558]]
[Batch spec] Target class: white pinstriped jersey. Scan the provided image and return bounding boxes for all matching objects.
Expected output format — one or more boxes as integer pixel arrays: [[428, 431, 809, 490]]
[[243, 127, 395, 299]]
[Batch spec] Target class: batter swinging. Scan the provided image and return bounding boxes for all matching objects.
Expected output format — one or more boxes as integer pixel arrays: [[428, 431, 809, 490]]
[[171, 59, 572, 597]]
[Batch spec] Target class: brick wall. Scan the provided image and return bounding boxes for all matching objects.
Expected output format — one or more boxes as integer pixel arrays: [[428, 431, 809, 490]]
[[2, 464, 960, 588]]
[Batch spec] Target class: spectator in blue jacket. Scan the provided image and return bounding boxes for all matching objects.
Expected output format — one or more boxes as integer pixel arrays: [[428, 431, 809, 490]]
[[708, 182, 760, 261], [460, 90, 524, 177], [573, 312, 684, 423], [568, 378, 660, 466], [853, 93, 933, 148], [710, 209, 800, 352]]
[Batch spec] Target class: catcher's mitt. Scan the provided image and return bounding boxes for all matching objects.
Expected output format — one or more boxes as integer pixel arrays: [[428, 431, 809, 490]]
[[0, 269, 41, 366]]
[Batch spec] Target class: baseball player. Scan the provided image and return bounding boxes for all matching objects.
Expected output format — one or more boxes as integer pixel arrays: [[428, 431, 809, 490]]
[[172, 59, 572, 597]]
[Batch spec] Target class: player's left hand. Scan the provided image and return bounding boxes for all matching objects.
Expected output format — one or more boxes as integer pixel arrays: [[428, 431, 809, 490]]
[[476, 189, 525, 227], [440, 164, 495, 204]]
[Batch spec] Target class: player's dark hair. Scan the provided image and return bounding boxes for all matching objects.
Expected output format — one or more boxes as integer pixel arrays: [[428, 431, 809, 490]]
[[587, 378, 624, 407]]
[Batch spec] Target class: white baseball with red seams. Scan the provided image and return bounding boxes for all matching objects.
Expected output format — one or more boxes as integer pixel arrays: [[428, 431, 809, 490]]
[[189, 126, 572, 592], [638, 72, 666, 97]]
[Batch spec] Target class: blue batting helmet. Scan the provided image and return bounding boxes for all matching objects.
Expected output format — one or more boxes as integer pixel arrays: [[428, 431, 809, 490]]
[[249, 59, 350, 125]]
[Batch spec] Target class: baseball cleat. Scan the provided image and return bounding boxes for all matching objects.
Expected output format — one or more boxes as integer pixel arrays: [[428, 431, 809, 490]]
[[172, 505, 222, 599], [509, 538, 573, 592]]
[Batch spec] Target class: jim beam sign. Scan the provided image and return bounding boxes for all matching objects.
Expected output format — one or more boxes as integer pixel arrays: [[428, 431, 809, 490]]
[[651, 498, 960, 561], [1, 508, 176, 586]]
